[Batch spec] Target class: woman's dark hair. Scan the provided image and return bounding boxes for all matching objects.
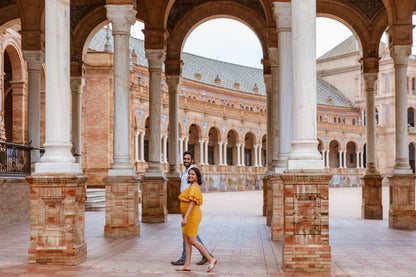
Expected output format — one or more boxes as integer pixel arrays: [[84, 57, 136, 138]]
[[188, 167, 203, 185]]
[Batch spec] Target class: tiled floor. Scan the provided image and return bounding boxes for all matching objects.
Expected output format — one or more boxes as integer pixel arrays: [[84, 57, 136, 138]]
[[0, 187, 416, 276]]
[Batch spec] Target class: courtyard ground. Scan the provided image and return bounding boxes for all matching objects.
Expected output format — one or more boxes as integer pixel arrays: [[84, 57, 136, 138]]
[[0, 187, 415, 276]]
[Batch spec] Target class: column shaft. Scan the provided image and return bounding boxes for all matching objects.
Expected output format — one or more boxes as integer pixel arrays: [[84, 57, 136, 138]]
[[24, 50, 44, 171], [288, 0, 322, 169], [274, 2, 293, 171], [363, 73, 379, 174], [134, 131, 139, 162], [107, 5, 136, 176], [70, 77, 85, 166], [199, 140, 204, 165], [223, 142, 228, 165], [37, 0, 80, 173], [237, 144, 241, 166], [205, 140, 209, 165], [218, 142, 223, 165], [241, 144, 245, 166], [391, 45, 412, 174], [144, 49, 165, 177], [140, 132, 145, 162], [166, 75, 181, 177]]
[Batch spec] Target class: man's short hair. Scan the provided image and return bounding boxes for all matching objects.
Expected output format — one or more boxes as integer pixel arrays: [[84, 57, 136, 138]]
[[183, 151, 194, 159]]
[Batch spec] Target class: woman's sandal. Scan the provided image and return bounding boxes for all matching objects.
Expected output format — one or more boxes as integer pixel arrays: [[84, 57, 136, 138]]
[[175, 266, 191, 272], [206, 259, 218, 273]]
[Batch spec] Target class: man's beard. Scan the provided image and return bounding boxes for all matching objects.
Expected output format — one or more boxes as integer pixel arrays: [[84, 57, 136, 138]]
[[184, 162, 190, 167]]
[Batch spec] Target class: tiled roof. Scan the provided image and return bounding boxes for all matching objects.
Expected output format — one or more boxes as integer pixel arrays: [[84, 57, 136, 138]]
[[89, 28, 355, 107], [318, 35, 387, 60], [317, 78, 356, 107]]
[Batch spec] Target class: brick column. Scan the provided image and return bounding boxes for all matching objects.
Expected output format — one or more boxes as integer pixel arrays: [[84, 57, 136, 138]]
[[104, 176, 140, 237], [388, 175, 416, 230], [27, 175, 88, 265], [282, 171, 331, 273], [167, 178, 181, 214], [266, 175, 273, 226], [262, 175, 269, 216], [271, 175, 284, 241], [10, 81, 26, 144], [142, 178, 167, 222], [361, 175, 383, 219]]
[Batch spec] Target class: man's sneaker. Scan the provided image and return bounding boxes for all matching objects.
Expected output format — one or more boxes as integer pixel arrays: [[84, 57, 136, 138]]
[[171, 259, 185, 265]]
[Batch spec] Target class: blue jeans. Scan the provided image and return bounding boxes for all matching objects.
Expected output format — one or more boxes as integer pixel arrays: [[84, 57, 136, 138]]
[[180, 234, 206, 260]]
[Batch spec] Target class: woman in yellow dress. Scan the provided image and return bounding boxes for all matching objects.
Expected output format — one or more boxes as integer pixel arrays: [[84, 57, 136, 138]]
[[176, 167, 217, 272]]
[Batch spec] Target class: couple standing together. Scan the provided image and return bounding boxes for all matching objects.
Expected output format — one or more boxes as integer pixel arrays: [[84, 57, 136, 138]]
[[171, 151, 218, 272]]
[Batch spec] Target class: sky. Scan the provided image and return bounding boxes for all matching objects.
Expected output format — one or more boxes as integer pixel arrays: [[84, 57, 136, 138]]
[[131, 16, 416, 69]]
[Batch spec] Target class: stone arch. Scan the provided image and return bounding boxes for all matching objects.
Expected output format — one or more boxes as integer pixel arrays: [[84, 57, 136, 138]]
[[166, 1, 269, 64], [208, 126, 221, 165], [226, 129, 239, 166], [409, 142, 415, 173], [244, 131, 257, 166], [317, 0, 388, 58], [346, 141, 358, 168], [329, 139, 341, 168], [188, 123, 203, 164], [408, 106, 415, 127], [242, 130, 258, 145], [185, 121, 203, 138], [3, 39, 26, 144]]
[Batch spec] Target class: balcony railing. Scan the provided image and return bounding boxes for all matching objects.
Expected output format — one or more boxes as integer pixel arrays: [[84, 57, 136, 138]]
[[0, 142, 32, 176]]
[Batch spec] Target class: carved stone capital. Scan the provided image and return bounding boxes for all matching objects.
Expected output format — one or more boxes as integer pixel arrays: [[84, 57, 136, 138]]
[[389, 45, 412, 67], [362, 73, 378, 90], [166, 75, 181, 94], [23, 50, 44, 71], [273, 2, 291, 32], [106, 5, 137, 35], [263, 74, 272, 94], [359, 57, 379, 74], [70, 77, 85, 94], [268, 47, 279, 68], [145, 49, 166, 71]]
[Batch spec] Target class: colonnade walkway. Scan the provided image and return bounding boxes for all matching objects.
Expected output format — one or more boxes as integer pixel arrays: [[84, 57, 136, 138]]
[[1, 188, 416, 276]]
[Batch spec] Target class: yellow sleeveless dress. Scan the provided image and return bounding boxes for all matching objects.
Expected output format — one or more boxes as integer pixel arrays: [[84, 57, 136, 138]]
[[178, 185, 203, 236]]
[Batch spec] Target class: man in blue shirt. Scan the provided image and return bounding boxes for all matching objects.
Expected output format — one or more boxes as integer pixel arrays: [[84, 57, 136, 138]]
[[171, 151, 212, 266]]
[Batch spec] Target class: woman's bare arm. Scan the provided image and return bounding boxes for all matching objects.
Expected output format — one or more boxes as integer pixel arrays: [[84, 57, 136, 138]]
[[181, 201, 195, 226]]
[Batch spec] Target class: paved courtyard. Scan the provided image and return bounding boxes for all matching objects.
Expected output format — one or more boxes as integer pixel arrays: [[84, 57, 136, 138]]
[[0, 187, 416, 276]]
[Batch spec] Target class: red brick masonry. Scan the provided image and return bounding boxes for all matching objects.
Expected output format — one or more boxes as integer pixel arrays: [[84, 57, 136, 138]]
[[26, 174, 88, 265], [281, 171, 332, 274]]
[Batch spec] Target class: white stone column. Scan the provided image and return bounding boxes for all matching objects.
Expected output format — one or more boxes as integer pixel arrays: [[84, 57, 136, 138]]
[[218, 142, 223, 165], [223, 142, 228, 166], [24, 50, 44, 171], [356, 151, 360, 168], [274, 2, 293, 171], [343, 150, 347, 168], [269, 47, 280, 170], [178, 138, 184, 163], [363, 73, 379, 174], [360, 151, 364, 168], [36, 0, 80, 173], [199, 140, 204, 165], [106, 4, 137, 176], [288, 0, 323, 170], [391, 45, 413, 174], [326, 150, 329, 168], [144, 49, 166, 177], [134, 131, 139, 162], [254, 145, 259, 167], [70, 76, 85, 166], [237, 144, 241, 166], [140, 132, 145, 162], [184, 138, 189, 151], [166, 75, 181, 177], [338, 150, 343, 168], [258, 145, 263, 166], [163, 135, 168, 163], [205, 140, 209, 165], [241, 144, 245, 166]]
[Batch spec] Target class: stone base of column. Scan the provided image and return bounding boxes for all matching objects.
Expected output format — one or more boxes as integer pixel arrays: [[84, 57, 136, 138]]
[[281, 170, 332, 274], [361, 175, 383, 219], [262, 175, 270, 216], [142, 177, 167, 223], [388, 175, 416, 230], [167, 178, 181, 214], [26, 174, 88, 265], [104, 176, 140, 238], [271, 175, 284, 241]]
